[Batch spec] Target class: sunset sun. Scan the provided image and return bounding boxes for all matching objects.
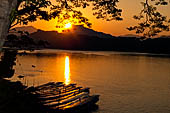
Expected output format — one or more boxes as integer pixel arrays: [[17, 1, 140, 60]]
[[64, 23, 72, 29]]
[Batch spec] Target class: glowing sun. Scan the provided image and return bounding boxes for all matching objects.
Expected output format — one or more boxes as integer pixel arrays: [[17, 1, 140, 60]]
[[64, 23, 72, 29]]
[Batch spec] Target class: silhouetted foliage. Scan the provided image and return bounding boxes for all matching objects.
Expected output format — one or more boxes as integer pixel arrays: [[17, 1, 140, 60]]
[[0, 77, 45, 113], [0, 50, 17, 78], [55, 10, 92, 28], [37, 40, 49, 47], [10, 0, 51, 28], [92, 0, 122, 21], [4, 33, 49, 50], [10, 0, 170, 37], [10, 0, 122, 29], [127, 0, 170, 37]]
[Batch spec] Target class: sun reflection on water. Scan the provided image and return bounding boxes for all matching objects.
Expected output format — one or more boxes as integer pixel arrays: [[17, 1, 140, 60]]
[[64, 56, 71, 85]]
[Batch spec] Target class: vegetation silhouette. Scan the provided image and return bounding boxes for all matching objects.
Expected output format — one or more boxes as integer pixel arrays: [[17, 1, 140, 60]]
[[5, 32, 48, 50], [10, 0, 122, 29], [0, 50, 46, 113], [9, 0, 169, 37], [127, 0, 170, 37], [0, 50, 17, 78]]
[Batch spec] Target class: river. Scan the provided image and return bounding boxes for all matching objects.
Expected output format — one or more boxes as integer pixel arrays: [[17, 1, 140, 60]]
[[10, 49, 170, 113]]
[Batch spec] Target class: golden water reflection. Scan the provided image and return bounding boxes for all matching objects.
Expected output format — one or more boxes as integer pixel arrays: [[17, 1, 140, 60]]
[[64, 56, 71, 85]]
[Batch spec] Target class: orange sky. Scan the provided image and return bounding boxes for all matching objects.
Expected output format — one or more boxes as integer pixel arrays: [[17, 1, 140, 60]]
[[19, 0, 170, 36]]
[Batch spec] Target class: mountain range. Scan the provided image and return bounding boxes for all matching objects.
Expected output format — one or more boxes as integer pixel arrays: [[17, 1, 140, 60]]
[[9, 25, 170, 53], [63, 25, 114, 38], [13, 25, 115, 38], [20, 25, 117, 49], [10, 26, 37, 34]]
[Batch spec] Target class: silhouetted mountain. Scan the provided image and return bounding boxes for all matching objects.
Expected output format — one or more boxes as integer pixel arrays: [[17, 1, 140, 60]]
[[64, 25, 114, 38], [9, 26, 38, 36], [13, 26, 37, 33], [30, 31, 170, 54], [119, 34, 141, 38], [8, 25, 168, 54], [30, 30, 109, 50], [30, 25, 117, 50]]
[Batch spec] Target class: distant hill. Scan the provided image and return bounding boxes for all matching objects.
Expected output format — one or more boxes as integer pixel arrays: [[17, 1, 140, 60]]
[[119, 34, 141, 38], [7, 25, 170, 54], [11, 25, 114, 38], [30, 30, 112, 49], [64, 25, 114, 38], [29, 25, 117, 49], [14, 26, 37, 33], [9, 26, 38, 35], [30, 29, 170, 54]]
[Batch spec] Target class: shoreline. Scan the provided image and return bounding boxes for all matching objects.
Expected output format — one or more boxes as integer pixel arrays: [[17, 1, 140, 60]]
[[15, 48, 170, 58]]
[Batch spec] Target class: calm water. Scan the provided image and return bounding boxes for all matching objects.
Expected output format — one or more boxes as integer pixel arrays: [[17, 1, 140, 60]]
[[10, 49, 170, 113]]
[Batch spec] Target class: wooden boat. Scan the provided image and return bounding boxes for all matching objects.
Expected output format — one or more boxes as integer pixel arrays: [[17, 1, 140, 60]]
[[51, 95, 100, 113], [42, 88, 90, 103], [61, 95, 99, 110], [35, 82, 99, 113], [35, 82, 64, 90], [36, 82, 62, 89], [40, 86, 80, 97], [44, 92, 89, 107], [39, 84, 78, 97], [36, 82, 76, 95]]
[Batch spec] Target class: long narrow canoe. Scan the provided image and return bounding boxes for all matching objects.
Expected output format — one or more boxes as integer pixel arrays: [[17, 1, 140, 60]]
[[36, 83, 76, 94], [39, 85, 79, 98], [44, 92, 89, 107], [40, 86, 83, 99], [42, 88, 90, 103], [51, 95, 100, 112]]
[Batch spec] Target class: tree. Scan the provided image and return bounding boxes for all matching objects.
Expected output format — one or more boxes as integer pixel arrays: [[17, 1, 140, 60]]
[[0, 0, 17, 51], [11, 0, 123, 28], [127, 0, 170, 38], [0, 0, 122, 51]]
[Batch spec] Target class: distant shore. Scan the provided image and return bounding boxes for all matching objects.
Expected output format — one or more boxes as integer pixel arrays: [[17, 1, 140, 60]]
[[6, 25, 170, 55]]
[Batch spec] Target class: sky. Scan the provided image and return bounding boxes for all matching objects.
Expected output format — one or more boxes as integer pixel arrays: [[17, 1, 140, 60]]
[[18, 0, 170, 36]]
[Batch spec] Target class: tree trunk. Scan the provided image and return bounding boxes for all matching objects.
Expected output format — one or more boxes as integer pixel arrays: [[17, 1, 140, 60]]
[[0, 0, 17, 51]]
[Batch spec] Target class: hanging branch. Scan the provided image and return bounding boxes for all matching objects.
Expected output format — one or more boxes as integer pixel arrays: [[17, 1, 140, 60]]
[[127, 0, 170, 38], [10, 0, 123, 29]]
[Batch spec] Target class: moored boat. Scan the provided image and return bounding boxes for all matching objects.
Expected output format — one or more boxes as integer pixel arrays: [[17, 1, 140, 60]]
[[41, 87, 89, 102], [35, 82, 99, 113]]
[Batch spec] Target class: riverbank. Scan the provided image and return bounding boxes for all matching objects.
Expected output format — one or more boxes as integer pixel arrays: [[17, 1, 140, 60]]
[[0, 79, 46, 113]]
